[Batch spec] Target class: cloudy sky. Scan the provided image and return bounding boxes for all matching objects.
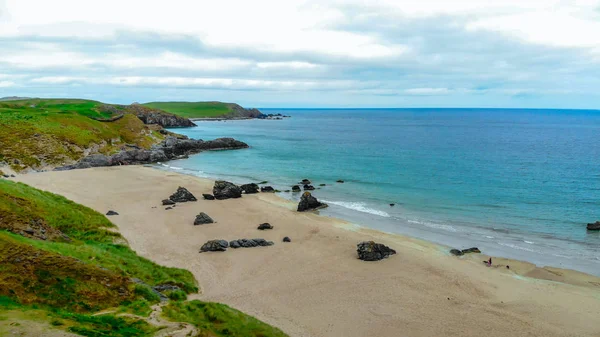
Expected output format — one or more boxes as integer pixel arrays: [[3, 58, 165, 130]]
[[1, 0, 600, 108]]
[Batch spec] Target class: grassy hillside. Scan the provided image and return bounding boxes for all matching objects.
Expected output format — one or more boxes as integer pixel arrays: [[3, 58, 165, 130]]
[[0, 99, 164, 171], [143, 101, 232, 118], [0, 179, 288, 337]]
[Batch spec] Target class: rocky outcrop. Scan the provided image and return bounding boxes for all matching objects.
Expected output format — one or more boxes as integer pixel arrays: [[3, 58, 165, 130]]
[[229, 238, 274, 248], [213, 181, 242, 200], [257, 223, 273, 230], [449, 249, 464, 256], [199, 240, 229, 252], [203, 194, 215, 200], [194, 212, 214, 225], [241, 183, 260, 194], [260, 186, 275, 193], [169, 187, 197, 203], [291, 185, 301, 192], [297, 192, 327, 212], [55, 136, 249, 170], [461, 247, 481, 254], [120, 104, 196, 128], [357, 241, 396, 261], [587, 221, 600, 230]]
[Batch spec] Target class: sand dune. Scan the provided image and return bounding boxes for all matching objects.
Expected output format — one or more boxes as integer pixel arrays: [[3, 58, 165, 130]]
[[16, 166, 600, 337]]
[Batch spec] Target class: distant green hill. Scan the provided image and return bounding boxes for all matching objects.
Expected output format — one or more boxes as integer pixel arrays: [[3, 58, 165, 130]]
[[143, 101, 262, 119]]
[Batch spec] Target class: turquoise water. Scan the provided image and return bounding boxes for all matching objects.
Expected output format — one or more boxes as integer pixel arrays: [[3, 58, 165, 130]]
[[163, 109, 600, 275]]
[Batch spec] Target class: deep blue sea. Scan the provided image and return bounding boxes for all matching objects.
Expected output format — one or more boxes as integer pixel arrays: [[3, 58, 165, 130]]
[[163, 109, 600, 275]]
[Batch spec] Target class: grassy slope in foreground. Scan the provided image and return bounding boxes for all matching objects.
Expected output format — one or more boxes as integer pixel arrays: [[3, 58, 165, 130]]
[[143, 101, 237, 118], [0, 99, 164, 171], [0, 179, 288, 337]]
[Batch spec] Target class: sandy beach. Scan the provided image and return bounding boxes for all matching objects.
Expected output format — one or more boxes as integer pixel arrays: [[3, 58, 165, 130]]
[[15, 166, 600, 337]]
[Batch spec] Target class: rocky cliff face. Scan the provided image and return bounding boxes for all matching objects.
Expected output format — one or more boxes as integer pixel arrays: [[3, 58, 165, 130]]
[[124, 104, 197, 127], [226, 103, 263, 118], [56, 136, 249, 170]]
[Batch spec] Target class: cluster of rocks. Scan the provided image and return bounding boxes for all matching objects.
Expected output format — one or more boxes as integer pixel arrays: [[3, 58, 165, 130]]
[[357, 241, 397, 261], [240, 183, 259, 194], [261, 186, 275, 192], [55, 136, 248, 170], [587, 221, 600, 231], [297, 192, 327, 212], [256, 113, 291, 120], [213, 181, 243, 199], [124, 104, 197, 128], [449, 247, 481, 256], [199, 238, 274, 252]]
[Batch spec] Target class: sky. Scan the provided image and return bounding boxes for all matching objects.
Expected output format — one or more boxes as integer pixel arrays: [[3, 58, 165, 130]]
[[1, 0, 600, 108]]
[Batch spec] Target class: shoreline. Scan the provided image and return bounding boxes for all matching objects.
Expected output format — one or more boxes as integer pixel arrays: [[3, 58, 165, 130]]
[[14, 165, 600, 337]]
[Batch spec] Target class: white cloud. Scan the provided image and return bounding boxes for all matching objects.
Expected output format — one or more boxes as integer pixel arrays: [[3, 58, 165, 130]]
[[404, 88, 451, 95], [0, 80, 15, 87]]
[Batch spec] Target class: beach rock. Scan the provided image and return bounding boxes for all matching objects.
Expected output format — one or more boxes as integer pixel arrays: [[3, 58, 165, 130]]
[[319, 184, 326, 186], [169, 187, 197, 202], [229, 240, 241, 249], [10, 174, 15, 178], [199, 240, 229, 252], [450, 249, 464, 256], [241, 183, 260, 194], [303, 184, 315, 191], [357, 241, 396, 261], [162, 199, 176, 205], [203, 194, 215, 200], [297, 192, 327, 212], [165, 207, 172, 210], [260, 186, 275, 193], [229, 238, 274, 248], [336, 180, 344, 183], [257, 223, 273, 230], [587, 221, 600, 230], [283, 236, 291, 242], [194, 212, 214, 225], [213, 180, 242, 200], [389, 203, 395, 207], [106, 210, 119, 216], [291, 185, 301, 192], [461, 247, 481, 254], [301, 179, 311, 185]]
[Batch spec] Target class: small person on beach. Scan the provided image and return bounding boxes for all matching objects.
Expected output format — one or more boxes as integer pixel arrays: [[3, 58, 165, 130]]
[[483, 257, 492, 267]]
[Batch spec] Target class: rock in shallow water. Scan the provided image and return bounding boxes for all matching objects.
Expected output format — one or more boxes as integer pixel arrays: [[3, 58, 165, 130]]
[[357, 241, 396, 261], [169, 186, 197, 202], [213, 181, 242, 200], [461, 247, 481, 254], [194, 212, 214, 225], [587, 221, 600, 230], [200, 240, 229, 252], [449, 249, 464, 256], [297, 192, 327, 212], [260, 186, 275, 192], [291, 185, 301, 192]]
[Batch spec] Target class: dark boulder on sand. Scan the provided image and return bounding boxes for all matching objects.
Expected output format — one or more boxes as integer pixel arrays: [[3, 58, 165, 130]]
[[169, 186, 197, 202], [241, 183, 260, 194], [213, 181, 242, 200], [199, 240, 229, 252], [194, 212, 214, 225], [229, 238, 274, 248], [461, 247, 481, 254], [162, 199, 176, 205], [261, 186, 275, 193], [283, 236, 291, 242], [203, 194, 215, 200], [297, 192, 327, 212], [291, 185, 301, 192], [587, 221, 600, 230], [106, 210, 119, 216], [257, 223, 273, 230], [450, 249, 464, 256], [357, 241, 396, 261]]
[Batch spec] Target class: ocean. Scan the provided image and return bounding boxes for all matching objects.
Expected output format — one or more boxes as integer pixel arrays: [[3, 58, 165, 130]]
[[162, 108, 600, 276]]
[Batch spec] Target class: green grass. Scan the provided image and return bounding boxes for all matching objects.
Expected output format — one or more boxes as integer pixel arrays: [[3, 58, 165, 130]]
[[162, 300, 288, 337], [0, 99, 164, 171], [143, 101, 233, 118]]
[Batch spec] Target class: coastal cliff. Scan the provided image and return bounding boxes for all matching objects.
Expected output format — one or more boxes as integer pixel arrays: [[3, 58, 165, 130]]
[[143, 101, 272, 120], [0, 99, 245, 172]]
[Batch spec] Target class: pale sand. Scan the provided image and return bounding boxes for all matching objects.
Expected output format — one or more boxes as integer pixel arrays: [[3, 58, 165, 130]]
[[16, 166, 600, 337]]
